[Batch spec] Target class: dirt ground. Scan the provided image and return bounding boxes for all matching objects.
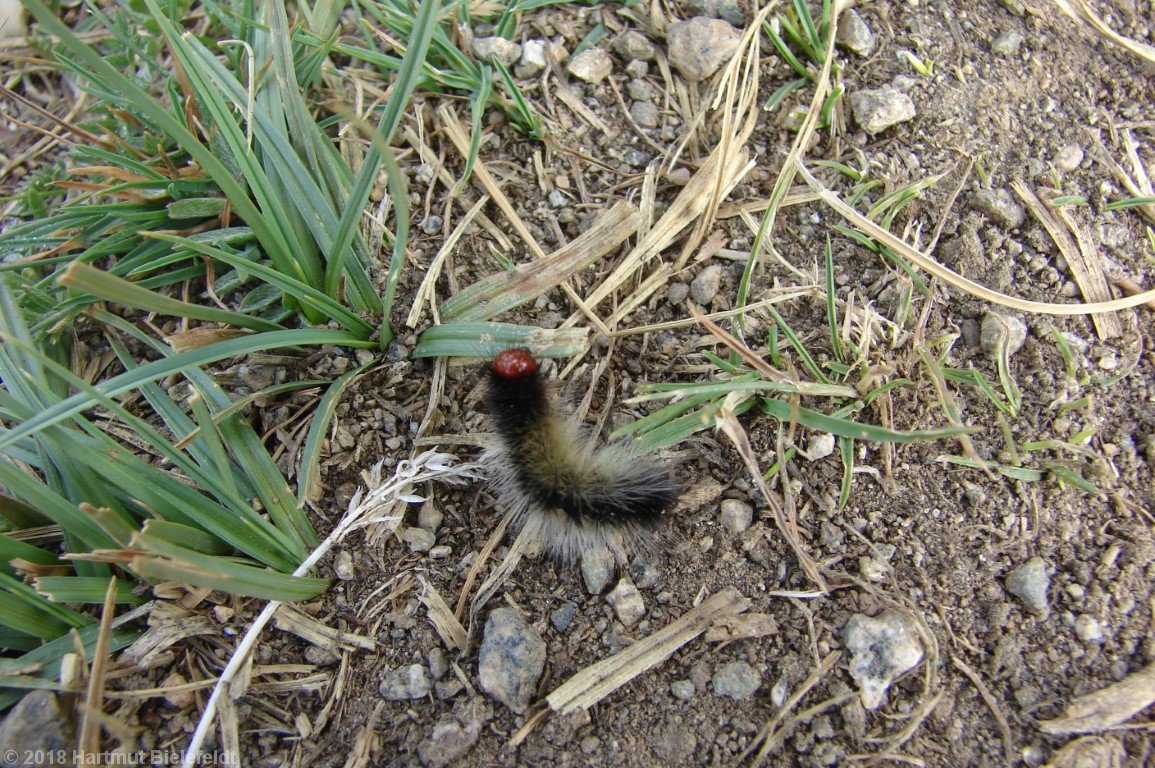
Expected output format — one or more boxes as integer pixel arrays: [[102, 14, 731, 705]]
[[5, 0, 1155, 766], [294, 2, 1155, 766]]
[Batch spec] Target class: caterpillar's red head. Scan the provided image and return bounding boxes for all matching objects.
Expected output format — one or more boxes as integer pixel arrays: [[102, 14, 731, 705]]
[[491, 348, 539, 380]]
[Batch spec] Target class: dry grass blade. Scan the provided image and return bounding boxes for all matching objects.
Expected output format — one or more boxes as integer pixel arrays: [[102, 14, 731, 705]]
[[952, 656, 1014, 762], [77, 577, 118, 761], [744, 650, 841, 765], [342, 702, 384, 768], [748, 0, 841, 271], [406, 194, 491, 328], [544, 587, 749, 715], [567, 145, 754, 321], [1039, 661, 1155, 735], [441, 200, 642, 322], [1044, 736, 1125, 768], [272, 603, 375, 652], [690, 303, 795, 383], [1011, 180, 1121, 339], [438, 106, 610, 335], [467, 525, 533, 643], [715, 410, 827, 591], [1051, 0, 1155, 63], [795, 159, 1155, 314], [418, 576, 467, 651], [179, 451, 476, 768]]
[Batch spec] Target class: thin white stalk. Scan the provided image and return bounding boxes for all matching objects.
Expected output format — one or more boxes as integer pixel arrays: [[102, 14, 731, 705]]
[[181, 451, 479, 768]]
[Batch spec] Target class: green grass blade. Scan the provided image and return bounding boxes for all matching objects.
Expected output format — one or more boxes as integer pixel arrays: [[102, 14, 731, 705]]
[[761, 397, 974, 442], [0, 329, 373, 452]]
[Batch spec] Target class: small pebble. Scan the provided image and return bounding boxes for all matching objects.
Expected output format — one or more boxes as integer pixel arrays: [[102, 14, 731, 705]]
[[606, 577, 647, 628], [401, 526, 435, 554], [161, 672, 194, 708], [428, 648, 449, 680], [581, 545, 616, 594], [304, 646, 340, 668], [1005, 556, 1052, 616], [1055, 145, 1084, 171], [720, 499, 753, 534], [416, 701, 488, 768], [550, 602, 577, 633], [627, 79, 655, 101], [667, 17, 743, 81], [517, 40, 548, 78], [668, 282, 690, 303], [991, 28, 1025, 56], [803, 433, 836, 461], [478, 608, 546, 713], [0, 1, 28, 39], [849, 87, 917, 135], [712, 661, 762, 700], [630, 100, 660, 128], [1074, 614, 1103, 643], [418, 503, 444, 533], [472, 36, 521, 67], [837, 9, 876, 56], [334, 549, 355, 580], [567, 48, 613, 84], [980, 312, 1028, 360], [671, 680, 696, 700], [842, 610, 923, 709], [971, 188, 1026, 229], [690, 264, 724, 304], [380, 664, 433, 700], [613, 30, 656, 61]]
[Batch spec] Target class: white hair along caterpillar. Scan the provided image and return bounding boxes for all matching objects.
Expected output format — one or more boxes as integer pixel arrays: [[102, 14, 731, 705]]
[[482, 348, 681, 563]]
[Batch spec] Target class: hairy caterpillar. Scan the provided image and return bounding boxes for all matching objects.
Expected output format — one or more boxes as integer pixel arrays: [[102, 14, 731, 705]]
[[483, 348, 680, 562]]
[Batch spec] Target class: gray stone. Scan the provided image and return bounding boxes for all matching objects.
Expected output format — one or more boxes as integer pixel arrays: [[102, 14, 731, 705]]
[[1055, 144, 1084, 172], [401, 526, 435, 554], [0, 2, 29, 40], [418, 502, 444, 533], [971, 188, 1025, 228], [842, 610, 923, 709], [980, 312, 1028, 360], [517, 39, 548, 78], [478, 608, 545, 713], [1074, 614, 1103, 643], [417, 700, 489, 768], [334, 549, 355, 580], [667, 282, 690, 304], [627, 79, 655, 101], [630, 100, 660, 128], [690, 264, 724, 304], [849, 88, 917, 135], [613, 30, 655, 61], [473, 36, 521, 68], [667, 17, 743, 81], [670, 680, 696, 700], [606, 577, 646, 628], [682, 0, 745, 25], [550, 602, 577, 633], [379, 664, 433, 700], [625, 60, 649, 78], [719, 499, 753, 534], [712, 661, 762, 700], [803, 433, 836, 461], [991, 28, 1025, 56], [0, 690, 71, 765], [567, 48, 613, 84], [428, 647, 449, 680], [1005, 557, 1052, 616], [837, 10, 876, 56], [581, 545, 616, 594]]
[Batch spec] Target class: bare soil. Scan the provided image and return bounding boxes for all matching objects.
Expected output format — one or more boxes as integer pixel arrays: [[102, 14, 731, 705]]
[[5, 1, 1155, 767]]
